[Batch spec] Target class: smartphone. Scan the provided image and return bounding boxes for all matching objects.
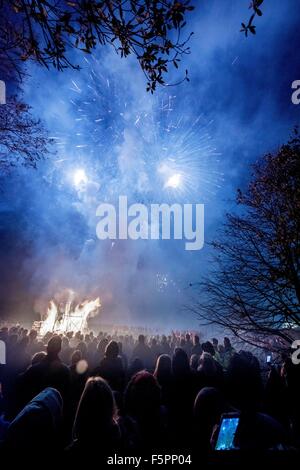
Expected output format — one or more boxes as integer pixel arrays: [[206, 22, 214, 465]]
[[266, 355, 272, 363], [215, 413, 240, 451]]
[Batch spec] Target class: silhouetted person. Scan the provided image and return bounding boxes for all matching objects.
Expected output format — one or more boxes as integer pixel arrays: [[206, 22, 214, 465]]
[[67, 377, 121, 458], [184, 333, 193, 358], [4, 387, 63, 453], [69, 350, 88, 422], [281, 357, 300, 438], [154, 354, 173, 407], [31, 351, 47, 366], [197, 352, 223, 390], [93, 338, 108, 365], [161, 335, 171, 355], [190, 354, 199, 371], [223, 337, 235, 368], [124, 371, 165, 450], [95, 341, 125, 392], [193, 387, 229, 455], [150, 338, 161, 362], [60, 336, 73, 365], [191, 335, 202, 356], [226, 351, 263, 411], [16, 335, 71, 417], [87, 338, 98, 367], [132, 335, 152, 370], [118, 341, 128, 371], [169, 348, 196, 449], [27, 329, 39, 356]]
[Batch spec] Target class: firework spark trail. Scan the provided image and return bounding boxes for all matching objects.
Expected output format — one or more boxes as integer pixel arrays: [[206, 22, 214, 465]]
[[44, 57, 224, 302], [50, 55, 223, 206]]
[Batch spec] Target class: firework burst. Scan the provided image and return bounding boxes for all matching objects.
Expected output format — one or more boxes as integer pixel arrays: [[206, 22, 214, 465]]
[[51, 56, 223, 205]]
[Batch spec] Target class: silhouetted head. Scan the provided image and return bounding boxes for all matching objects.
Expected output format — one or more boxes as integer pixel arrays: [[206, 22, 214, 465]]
[[105, 340, 119, 359], [125, 371, 161, 421], [198, 352, 217, 375], [31, 351, 47, 366], [138, 334, 145, 344], [77, 341, 87, 357], [47, 335, 62, 357], [61, 336, 69, 348], [71, 349, 82, 365], [227, 352, 263, 410], [5, 387, 63, 452], [172, 348, 190, 377], [202, 341, 215, 356], [73, 377, 117, 442], [8, 334, 18, 346], [154, 354, 172, 381], [194, 386, 227, 427], [29, 329, 38, 341], [194, 334, 200, 345]]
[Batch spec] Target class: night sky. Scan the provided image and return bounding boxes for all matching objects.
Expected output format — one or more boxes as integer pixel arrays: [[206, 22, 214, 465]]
[[1, 0, 300, 329]]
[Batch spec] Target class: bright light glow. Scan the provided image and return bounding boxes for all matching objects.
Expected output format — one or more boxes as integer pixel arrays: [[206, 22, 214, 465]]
[[73, 168, 88, 187], [164, 173, 182, 189], [40, 297, 101, 335], [76, 359, 89, 374]]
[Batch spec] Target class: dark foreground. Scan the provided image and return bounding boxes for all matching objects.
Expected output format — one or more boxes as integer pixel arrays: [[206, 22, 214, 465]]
[[0, 324, 299, 468]]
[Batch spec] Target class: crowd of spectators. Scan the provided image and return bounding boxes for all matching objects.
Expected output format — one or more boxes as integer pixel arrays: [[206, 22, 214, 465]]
[[0, 324, 299, 465]]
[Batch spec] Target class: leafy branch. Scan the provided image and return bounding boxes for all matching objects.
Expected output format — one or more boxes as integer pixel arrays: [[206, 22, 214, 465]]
[[240, 0, 264, 37]]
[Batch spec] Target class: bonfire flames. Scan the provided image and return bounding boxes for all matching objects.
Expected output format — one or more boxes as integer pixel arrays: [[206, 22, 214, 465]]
[[40, 296, 101, 336]]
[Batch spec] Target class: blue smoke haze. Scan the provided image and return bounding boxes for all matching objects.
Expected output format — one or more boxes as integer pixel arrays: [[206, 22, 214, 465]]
[[0, 0, 300, 329]]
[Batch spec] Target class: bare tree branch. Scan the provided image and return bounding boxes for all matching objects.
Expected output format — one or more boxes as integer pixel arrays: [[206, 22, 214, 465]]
[[0, 96, 54, 169], [191, 128, 300, 350]]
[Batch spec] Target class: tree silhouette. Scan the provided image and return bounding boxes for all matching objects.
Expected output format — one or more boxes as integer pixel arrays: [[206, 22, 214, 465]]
[[0, 96, 53, 169], [192, 129, 300, 348], [0, 0, 194, 92]]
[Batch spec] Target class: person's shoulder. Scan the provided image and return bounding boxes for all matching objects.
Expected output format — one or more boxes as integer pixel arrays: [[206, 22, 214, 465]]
[[22, 361, 43, 378], [56, 361, 71, 376]]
